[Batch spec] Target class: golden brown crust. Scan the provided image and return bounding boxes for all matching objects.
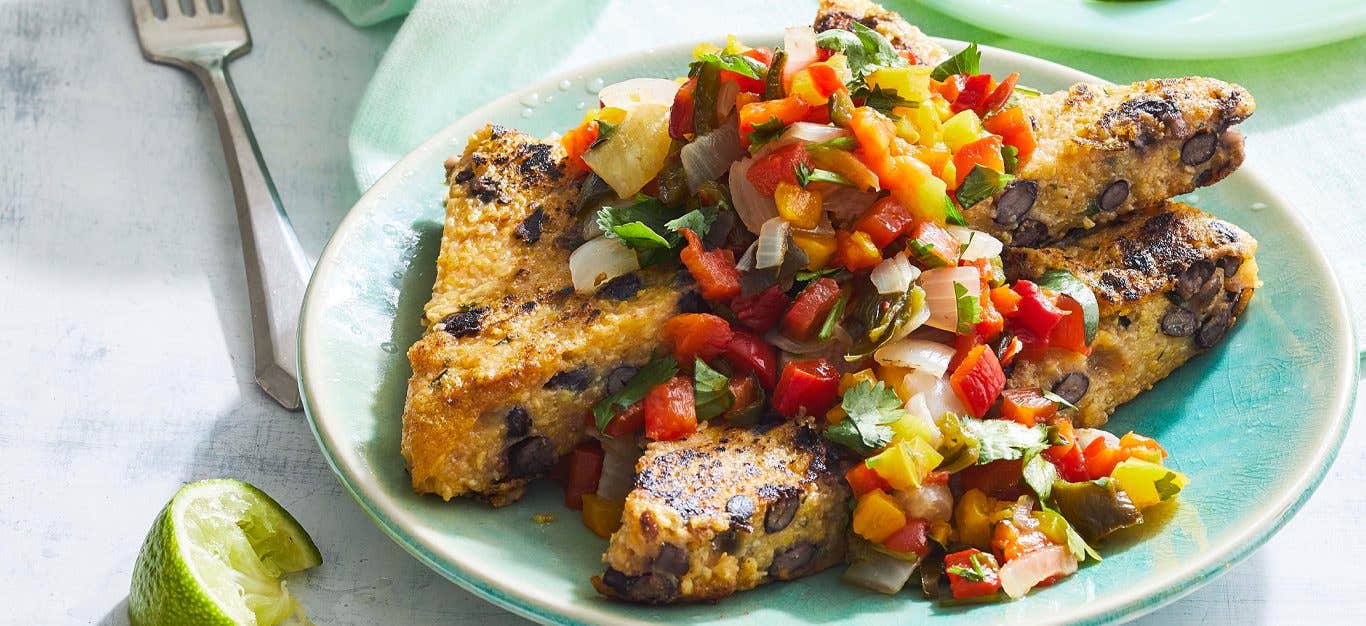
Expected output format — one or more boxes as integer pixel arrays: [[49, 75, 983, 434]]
[[596, 421, 851, 603], [970, 78, 1255, 248], [813, 0, 950, 65], [401, 125, 683, 506], [1005, 202, 1260, 427]]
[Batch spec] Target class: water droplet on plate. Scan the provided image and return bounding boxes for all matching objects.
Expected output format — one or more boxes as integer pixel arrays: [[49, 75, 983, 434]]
[[519, 92, 540, 107], [381, 223, 398, 237], [1250, 201, 1268, 211], [586, 77, 605, 94], [521, 107, 535, 118], [575, 101, 586, 110], [380, 341, 397, 354], [558, 79, 572, 91], [543, 95, 554, 104]]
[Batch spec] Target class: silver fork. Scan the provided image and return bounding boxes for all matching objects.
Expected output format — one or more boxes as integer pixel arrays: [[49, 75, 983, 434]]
[[131, 0, 310, 410]]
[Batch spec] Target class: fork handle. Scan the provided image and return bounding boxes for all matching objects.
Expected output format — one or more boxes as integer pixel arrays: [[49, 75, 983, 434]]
[[193, 59, 310, 410]]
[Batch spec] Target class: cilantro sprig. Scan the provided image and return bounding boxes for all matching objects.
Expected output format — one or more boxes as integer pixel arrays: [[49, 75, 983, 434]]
[[691, 52, 764, 80], [592, 356, 678, 433], [597, 195, 716, 264], [954, 282, 982, 334], [748, 117, 788, 152], [823, 380, 906, 455], [814, 21, 907, 87], [931, 42, 981, 81], [955, 165, 1015, 209], [693, 358, 733, 420]]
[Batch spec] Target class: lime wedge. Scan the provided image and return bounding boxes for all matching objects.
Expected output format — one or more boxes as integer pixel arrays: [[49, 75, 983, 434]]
[[129, 479, 322, 626]]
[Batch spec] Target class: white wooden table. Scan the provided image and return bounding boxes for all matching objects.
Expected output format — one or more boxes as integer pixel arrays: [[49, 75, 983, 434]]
[[0, 1, 1361, 624]]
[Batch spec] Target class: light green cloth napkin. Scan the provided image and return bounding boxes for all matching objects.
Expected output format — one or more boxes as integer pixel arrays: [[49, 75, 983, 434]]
[[325, 0, 416, 26], [330, 0, 1366, 342]]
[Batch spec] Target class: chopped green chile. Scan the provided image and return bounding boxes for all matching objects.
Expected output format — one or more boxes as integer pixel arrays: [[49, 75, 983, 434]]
[[846, 286, 926, 361], [655, 146, 689, 208], [576, 173, 613, 213], [764, 49, 787, 101], [1050, 478, 1144, 543], [693, 62, 722, 136]]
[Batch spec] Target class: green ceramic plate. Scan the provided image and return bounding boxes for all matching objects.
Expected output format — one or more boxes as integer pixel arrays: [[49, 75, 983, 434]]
[[915, 0, 1366, 59], [300, 36, 1356, 625]]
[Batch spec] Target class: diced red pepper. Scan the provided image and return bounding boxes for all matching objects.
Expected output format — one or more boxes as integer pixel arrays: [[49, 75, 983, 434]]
[[679, 228, 741, 302], [854, 196, 916, 249], [773, 358, 841, 418], [1000, 388, 1058, 426], [738, 97, 812, 149], [1043, 418, 1089, 482], [663, 313, 735, 364], [945, 549, 1002, 600], [952, 135, 1006, 188], [951, 73, 996, 115], [643, 375, 698, 441], [949, 344, 1006, 418], [1047, 294, 1091, 355], [931, 75, 964, 102], [745, 142, 811, 196], [845, 462, 892, 497], [602, 401, 645, 437], [983, 106, 1036, 166], [1083, 433, 1129, 479], [782, 278, 843, 341], [806, 62, 845, 99], [731, 284, 793, 334], [907, 220, 961, 267], [883, 518, 931, 556], [722, 331, 780, 390], [564, 440, 604, 510], [668, 78, 697, 140], [1010, 280, 1067, 343], [800, 103, 833, 125], [981, 72, 1020, 116], [924, 470, 951, 485]]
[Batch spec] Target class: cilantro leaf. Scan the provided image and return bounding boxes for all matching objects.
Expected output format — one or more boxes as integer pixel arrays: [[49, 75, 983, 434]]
[[1001, 144, 1019, 175], [944, 195, 968, 226], [607, 221, 672, 249], [1154, 471, 1184, 500], [693, 358, 733, 420], [823, 380, 906, 455], [810, 136, 858, 151], [860, 85, 919, 115], [794, 267, 843, 282], [794, 162, 855, 188], [588, 119, 617, 151], [955, 165, 1015, 209], [664, 208, 717, 241], [693, 52, 763, 80], [1022, 449, 1058, 502], [954, 282, 982, 334], [597, 195, 677, 251], [592, 356, 678, 432], [814, 21, 907, 87], [957, 417, 1049, 464], [748, 117, 788, 152], [930, 42, 981, 81], [907, 239, 946, 268]]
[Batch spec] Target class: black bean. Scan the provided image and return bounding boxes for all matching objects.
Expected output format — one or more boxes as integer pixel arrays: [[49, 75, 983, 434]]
[[513, 207, 546, 243], [597, 273, 643, 301], [436, 307, 488, 338], [726, 495, 755, 529], [1174, 260, 1214, 301], [1194, 169, 1213, 187], [1161, 307, 1197, 337], [1217, 255, 1244, 277], [653, 544, 689, 577], [604, 365, 639, 395], [1195, 307, 1234, 349], [769, 542, 817, 580], [993, 180, 1038, 226], [504, 406, 531, 439], [504, 436, 556, 479], [1051, 372, 1090, 405], [544, 366, 593, 391], [1098, 180, 1130, 213], [712, 529, 740, 555], [1189, 267, 1226, 312], [601, 568, 679, 604], [1011, 218, 1048, 247], [676, 290, 710, 314], [764, 491, 801, 533], [1181, 131, 1218, 166]]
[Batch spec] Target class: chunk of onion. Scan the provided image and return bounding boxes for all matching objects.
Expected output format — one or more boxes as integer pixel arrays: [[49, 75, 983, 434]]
[[715, 78, 740, 120], [999, 545, 1079, 599], [595, 435, 642, 502], [894, 483, 954, 523], [755, 217, 791, 270], [919, 266, 984, 332], [874, 338, 955, 377], [869, 252, 920, 295], [569, 236, 640, 293], [1075, 428, 1117, 451], [822, 187, 879, 224], [597, 78, 681, 111], [776, 122, 851, 147], [782, 26, 818, 86], [903, 394, 943, 446], [901, 371, 969, 418], [681, 120, 744, 191], [946, 225, 1005, 262], [729, 157, 778, 234], [842, 553, 919, 595]]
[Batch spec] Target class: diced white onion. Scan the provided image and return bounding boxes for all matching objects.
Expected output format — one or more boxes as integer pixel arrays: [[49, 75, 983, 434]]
[[595, 436, 642, 502], [842, 553, 919, 594], [569, 236, 640, 293], [729, 157, 778, 234], [946, 225, 1004, 262], [874, 339, 955, 378], [755, 217, 791, 269], [902, 371, 969, 419], [681, 120, 743, 191], [715, 78, 740, 120], [894, 483, 954, 523], [903, 394, 943, 446], [782, 26, 818, 87], [597, 78, 681, 111], [919, 266, 984, 332], [776, 122, 852, 147], [822, 187, 879, 224], [999, 545, 1078, 599], [869, 252, 920, 295]]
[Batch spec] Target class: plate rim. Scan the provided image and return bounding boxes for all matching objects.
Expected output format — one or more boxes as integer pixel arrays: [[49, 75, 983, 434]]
[[915, 0, 1366, 59], [299, 34, 1359, 626]]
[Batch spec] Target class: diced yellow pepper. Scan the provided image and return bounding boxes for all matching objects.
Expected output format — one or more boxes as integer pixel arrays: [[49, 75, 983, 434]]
[[839, 369, 878, 394], [596, 106, 628, 126], [866, 437, 943, 490], [890, 411, 939, 446], [929, 96, 953, 122], [825, 53, 854, 86], [954, 488, 996, 549], [853, 490, 907, 543], [887, 156, 949, 224], [929, 521, 954, 547], [581, 494, 625, 539], [866, 66, 933, 104], [724, 34, 749, 54], [941, 110, 985, 151], [1032, 508, 1070, 547], [1111, 459, 1188, 509], [907, 104, 942, 147], [809, 148, 880, 191], [774, 181, 823, 229], [791, 230, 837, 270], [789, 70, 828, 106], [876, 364, 914, 402], [693, 42, 722, 58], [941, 160, 957, 189], [892, 115, 920, 144]]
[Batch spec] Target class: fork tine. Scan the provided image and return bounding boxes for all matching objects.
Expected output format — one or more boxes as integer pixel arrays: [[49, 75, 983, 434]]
[[220, 0, 242, 20], [193, 0, 212, 15], [129, 0, 157, 23]]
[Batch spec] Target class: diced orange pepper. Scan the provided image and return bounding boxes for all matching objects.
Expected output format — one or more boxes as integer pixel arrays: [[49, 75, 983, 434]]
[[1000, 388, 1058, 426], [849, 107, 896, 179], [738, 97, 812, 148], [1119, 432, 1168, 462], [914, 144, 954, 182], [581, 493, 624, 538], [845, 462, 891, 497], [952, 135, 1006, 187], [853, 490, 907, 543], [560, 120, 598, 174], [1083, 435, 1130, 479], [990, 285, 1021, 316], [836, 230, 882, 271], [791, 230, 838, 270], [983, 106, 1036, 166]]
